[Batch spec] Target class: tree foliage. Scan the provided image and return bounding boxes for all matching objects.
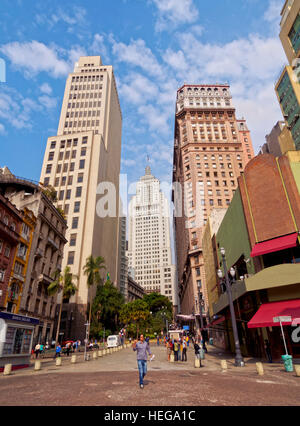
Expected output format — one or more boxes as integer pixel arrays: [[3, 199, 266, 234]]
[[90, 279, 125, 337]]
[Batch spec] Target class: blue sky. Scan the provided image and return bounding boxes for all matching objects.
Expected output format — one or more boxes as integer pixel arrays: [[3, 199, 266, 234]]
[[0, 0, 287, 193]]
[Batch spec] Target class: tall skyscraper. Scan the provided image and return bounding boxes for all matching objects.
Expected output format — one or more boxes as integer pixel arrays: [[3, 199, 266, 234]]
[[40, 56, 122, 339], [127, 166, 176, 306], [172, 84, 254, 323]]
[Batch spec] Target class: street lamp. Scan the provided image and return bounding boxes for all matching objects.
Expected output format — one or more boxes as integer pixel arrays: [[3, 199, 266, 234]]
[[218, 247, 245, 367], [197, 281, 204, 331], [84, 322, 90, 361]]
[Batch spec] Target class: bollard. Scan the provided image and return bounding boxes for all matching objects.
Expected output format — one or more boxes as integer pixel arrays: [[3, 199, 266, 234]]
[[93, 351, 98, 360], [295, 365, 300, 377], [103, 349, 107, 356], [71, 355, 77, 364], [221, 360, 228, 370], [195, 357, 200, 368], [3, 364, 12, 376], [34, 360, 41, 371], [56, 357, 62, 366], [256, 362, 264, 376], [98, 350, 102, 357], [170, 352, 175, 363]]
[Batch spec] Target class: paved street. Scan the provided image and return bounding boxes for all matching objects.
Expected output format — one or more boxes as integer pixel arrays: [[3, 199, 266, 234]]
[[1, 344, 300, 406]]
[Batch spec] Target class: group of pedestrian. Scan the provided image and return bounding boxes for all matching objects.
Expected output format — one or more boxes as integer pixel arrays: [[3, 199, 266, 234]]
[[166, 336, 188, 362]]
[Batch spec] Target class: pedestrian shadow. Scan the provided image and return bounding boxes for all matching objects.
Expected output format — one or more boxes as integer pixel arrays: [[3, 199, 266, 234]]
[[144, 379, 155, 386]]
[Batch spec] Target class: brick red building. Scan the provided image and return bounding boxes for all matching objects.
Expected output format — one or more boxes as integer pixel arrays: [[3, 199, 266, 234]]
[[0, 194, 22, 310]]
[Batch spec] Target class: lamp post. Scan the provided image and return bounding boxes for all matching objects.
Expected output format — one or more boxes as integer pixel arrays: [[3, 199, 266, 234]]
[[197, 282, 204, 331], [218, 247, 245, 367], [84, 322, 90, 361]]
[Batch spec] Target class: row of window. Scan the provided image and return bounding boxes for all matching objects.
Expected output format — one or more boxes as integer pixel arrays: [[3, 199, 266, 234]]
[[45, 159, 85, 175], [48, 147, 87, 162], [67, 101, 101, 109], [72, 74, 104, 82]]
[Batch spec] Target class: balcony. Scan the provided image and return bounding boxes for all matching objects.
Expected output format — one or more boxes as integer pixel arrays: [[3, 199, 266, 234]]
[[212, 263, 300, 316], [47, 237, 59, 251], [0, 220, 19, 243], [13, 272, 25, 282]]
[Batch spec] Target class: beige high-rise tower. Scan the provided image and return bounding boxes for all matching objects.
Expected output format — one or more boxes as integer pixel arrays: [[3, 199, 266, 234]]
[[40, 56, 122, 340], [172, 84, 254, 329]]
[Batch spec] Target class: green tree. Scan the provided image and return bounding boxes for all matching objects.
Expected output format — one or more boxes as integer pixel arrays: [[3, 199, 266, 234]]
[[120, 299, 150, 338], [90, 279, 125, 337], [47, 266, 78, 347], [143, 292, 172, 314], [83, 255, 106, 338]]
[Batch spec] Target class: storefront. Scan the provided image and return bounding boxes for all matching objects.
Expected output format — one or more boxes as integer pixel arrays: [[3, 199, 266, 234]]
[[0, 311, 39, 371], [248, 299, 300, 360]]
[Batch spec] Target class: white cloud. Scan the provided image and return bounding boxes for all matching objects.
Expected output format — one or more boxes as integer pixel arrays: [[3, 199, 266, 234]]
[[111, 38, 164, 78], [90, 34, 109, 59], [118, 72, 159, 105], [39, 83, 52, 95], [151, 0, 199, 31], [38, 95, 57, 109], [0, 41, 70, 78], [264, 0, 283, 24], [0, 123, 5, 134]]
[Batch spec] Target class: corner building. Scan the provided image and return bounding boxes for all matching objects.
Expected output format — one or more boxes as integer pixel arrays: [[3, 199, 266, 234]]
[[172, 84, 254, 330], [40, 56, 122, 341]]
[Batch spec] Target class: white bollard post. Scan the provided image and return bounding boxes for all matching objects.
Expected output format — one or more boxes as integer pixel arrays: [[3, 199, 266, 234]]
[[295, 365, 300, 377], [71, 355, 77, 364], [221, 360, 228, 370], [34, 360, 41, 371], [56, 357, 62, 366], [170, 352, 175, 363], [98, 350, 102, 357], [93, 351, 98, 360], [195, 357, 200, 368], [256, 362, 264, 376], [3, 364, 12, 376]]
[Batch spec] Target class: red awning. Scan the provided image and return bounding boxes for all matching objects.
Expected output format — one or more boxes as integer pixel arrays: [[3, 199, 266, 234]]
[[248, 299, 300, 328], [250, 233, 298, 258]]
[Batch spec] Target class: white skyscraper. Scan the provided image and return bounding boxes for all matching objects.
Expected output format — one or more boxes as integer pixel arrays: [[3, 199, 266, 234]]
[[127, 166, 176, 305]]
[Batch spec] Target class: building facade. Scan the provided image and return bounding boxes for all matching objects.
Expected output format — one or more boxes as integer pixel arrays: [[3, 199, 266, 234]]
[[0, 172, 68, 344], [39, 56, 122, 341], [203, 152, 300, 360], [172, 84, 254, 333], [127, 166, 176, 306], [0, 194, 23, 311], [127, 275, 145, 302], [274, 0, 300, 150]]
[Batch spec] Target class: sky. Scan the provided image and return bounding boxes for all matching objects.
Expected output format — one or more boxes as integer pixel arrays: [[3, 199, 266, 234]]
[[0, 0, 287, 198]]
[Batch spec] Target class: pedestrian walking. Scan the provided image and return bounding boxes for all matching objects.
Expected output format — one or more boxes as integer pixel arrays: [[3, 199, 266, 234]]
[[178, 338, 182, 361], [173, 340, 179, 361], [54, 344, 62, 359], [264, 339, 272, 363], [40, 343, 44, 358], [201, 337, 208, 354], [182, 338, 187, 362], [157, 336, 160, 346], [34, 343, 41, 359], [132, 334, 152, 389], [194, 341, 202, 367], [66, 342, 71, 356]]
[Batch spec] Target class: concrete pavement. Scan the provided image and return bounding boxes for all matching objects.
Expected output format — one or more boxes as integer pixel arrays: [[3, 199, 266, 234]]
[[1, 343, 300, 406]]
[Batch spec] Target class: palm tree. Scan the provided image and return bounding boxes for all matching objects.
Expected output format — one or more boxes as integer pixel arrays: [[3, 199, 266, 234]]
[[83, 255, 106, 338], [48, 266, 78, 347]]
